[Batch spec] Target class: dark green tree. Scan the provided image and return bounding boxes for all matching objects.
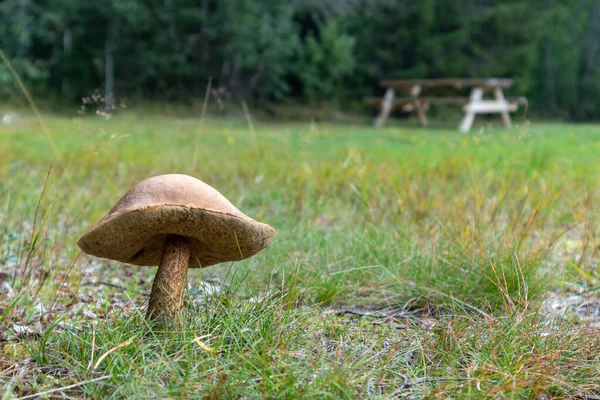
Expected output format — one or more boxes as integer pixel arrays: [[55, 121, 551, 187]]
[[0, 0, 599, 119]]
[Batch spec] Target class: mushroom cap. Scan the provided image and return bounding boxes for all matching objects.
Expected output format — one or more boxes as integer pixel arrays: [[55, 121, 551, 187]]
[[77, 174, 275, 268]]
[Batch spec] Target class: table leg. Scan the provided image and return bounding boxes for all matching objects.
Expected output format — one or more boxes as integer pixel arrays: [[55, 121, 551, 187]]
[[409, 85, 428, 126], [459, 87, 483, 133], [375, 88, 394, 127], [494, 88, 512, 129], [415, 100, 428, 126]]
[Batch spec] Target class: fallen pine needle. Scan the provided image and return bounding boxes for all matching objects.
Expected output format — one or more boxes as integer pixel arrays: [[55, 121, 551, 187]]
[[14, 375, 110, 400], [93, 336, 136, 370]]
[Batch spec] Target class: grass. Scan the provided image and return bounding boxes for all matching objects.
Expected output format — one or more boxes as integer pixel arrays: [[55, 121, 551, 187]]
[[0, 111, 599, 398]]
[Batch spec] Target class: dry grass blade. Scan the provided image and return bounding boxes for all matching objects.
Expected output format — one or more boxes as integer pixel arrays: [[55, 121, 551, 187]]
[[13, 375, 111, 400], [87, 325, 97, 370], [93, 336, 136, 370], [19, 164, 53, 292], [194, 336, 218, 354]]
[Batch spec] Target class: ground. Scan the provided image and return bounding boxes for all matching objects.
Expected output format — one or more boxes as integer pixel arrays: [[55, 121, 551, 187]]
[[0, 113, 599, 398]]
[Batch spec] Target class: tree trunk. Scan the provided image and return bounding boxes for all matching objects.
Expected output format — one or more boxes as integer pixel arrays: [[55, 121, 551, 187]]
[[62, 28, 72, 96], [542, 38, 557, 115], [542, 0, 557, 115], [16, 0, 31, 58], [165, 0, 179, 52], [573, 1, 600, 120], [105, 28, 115, 111]]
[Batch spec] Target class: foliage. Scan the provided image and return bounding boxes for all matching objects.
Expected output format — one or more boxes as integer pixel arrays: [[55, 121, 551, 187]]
[[0, 0, 600, 117], [217, 0, 300, 100], [296, 20, 356, 101]]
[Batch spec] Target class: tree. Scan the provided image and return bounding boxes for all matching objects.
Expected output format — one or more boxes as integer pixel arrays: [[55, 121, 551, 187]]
[[347, 0, 473, 97], [0, 0, 53, 96], [296, 19, 356, 101]]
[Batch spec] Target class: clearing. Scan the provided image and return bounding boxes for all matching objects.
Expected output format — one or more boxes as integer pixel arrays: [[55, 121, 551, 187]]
[[1, 115, 599, 398]]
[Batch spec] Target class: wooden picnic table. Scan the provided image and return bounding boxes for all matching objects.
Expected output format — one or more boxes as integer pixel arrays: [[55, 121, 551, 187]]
[[366, 78, 527, 132]]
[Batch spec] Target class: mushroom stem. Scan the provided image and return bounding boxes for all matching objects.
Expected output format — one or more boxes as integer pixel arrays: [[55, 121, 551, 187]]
[[147, 235, 191, 322]]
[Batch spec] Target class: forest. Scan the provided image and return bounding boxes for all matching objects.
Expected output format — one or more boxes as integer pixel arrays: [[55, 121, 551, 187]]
[[1, 0, 599, 120]]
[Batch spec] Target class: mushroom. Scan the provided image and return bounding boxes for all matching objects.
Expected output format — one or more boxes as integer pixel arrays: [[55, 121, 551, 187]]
[[77, 174, 275, 322]]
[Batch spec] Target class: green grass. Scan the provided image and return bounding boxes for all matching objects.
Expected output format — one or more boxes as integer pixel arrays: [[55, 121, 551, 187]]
[[1, 113, 599, 398]]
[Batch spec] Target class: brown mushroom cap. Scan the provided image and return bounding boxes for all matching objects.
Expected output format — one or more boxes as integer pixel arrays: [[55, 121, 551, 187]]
[[77, 174, 275, 268]]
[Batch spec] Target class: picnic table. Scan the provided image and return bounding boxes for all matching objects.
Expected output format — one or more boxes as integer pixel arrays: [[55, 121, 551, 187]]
[[365, 78, 527, 132]]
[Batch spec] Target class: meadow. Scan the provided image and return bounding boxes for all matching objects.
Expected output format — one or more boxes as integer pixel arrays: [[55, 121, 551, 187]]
[[1, 112, 599, 398]]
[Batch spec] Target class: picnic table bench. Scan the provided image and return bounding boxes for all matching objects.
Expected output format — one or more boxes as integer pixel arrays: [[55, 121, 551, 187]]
[[366, 78, 527, 132]]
